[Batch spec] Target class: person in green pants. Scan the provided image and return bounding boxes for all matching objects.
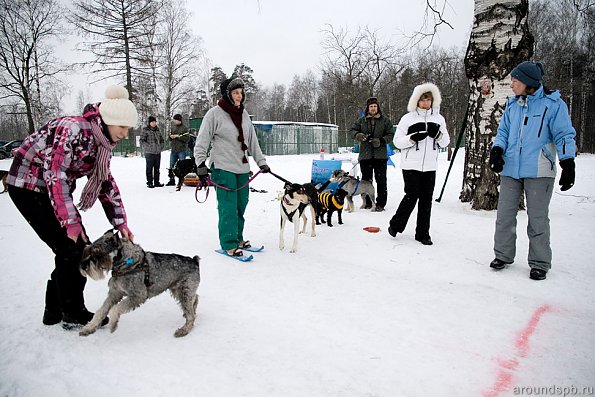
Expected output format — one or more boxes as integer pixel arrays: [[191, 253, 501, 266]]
[[193, 77, 270, 257]]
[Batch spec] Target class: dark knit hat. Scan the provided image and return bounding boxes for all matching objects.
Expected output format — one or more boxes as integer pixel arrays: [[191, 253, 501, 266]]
[[366, 97, 379, 107], [148, 116, 157, 123], [173, 114, 183, 121], [220, 77, 246, 105], [511, 61, 545, 88]]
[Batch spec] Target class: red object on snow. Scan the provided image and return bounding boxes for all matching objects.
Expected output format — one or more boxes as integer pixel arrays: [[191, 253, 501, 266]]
[[363, 227, 380, 233]]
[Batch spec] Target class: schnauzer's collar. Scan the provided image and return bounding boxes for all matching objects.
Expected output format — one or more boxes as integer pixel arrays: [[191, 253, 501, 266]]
[[112, 244, 152, 287]]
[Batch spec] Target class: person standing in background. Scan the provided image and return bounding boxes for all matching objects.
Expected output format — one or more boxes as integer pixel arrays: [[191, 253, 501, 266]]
[[140, 116, 164, 188], [166, 113, 190, 186], [388, 83, 450, 245], [351, 97, 393, 212]]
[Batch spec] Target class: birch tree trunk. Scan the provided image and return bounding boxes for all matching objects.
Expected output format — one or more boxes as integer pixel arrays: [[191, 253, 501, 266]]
[[460, 0, 534, 210]]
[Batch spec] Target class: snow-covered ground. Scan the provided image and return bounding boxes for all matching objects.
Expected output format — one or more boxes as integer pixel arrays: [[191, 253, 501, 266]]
[[1, 150, 594, 397]]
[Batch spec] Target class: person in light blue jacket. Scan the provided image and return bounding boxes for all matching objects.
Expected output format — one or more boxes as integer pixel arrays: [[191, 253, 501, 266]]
[[488, 61, 576, 281]]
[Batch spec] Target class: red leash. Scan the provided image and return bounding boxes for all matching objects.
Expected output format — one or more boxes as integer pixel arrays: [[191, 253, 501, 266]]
[[194, 170, 262, 203]]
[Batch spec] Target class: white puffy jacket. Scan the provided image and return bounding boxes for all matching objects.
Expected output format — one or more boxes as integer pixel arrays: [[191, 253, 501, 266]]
[[393, 109, 450, 172]]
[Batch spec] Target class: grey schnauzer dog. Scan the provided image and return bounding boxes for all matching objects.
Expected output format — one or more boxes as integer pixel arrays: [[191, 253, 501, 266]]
[[79, 229, 200, 338], [329, 169, 376, 212]]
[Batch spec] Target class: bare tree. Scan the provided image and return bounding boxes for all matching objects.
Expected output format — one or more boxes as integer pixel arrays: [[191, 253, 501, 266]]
[[158, 0, 203, 129], [363, 27, 406, 96], [411, 0, 455, 48], [266, 83, 286, 121], [320, 24, 406, 129], [69, 0, 161, 100], [0, 0, 64, 133], [286, 71, 319, 122]]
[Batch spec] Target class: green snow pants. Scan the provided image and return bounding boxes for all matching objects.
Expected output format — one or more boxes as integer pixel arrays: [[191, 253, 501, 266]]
[[211, 168, 250, 251]]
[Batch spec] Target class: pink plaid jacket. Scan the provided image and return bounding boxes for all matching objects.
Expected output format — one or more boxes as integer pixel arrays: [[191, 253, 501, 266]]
[[7, 104, 127, 231]]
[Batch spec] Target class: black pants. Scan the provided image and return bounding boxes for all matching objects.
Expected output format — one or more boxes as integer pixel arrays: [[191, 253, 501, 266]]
[[389, 170, 436, 239], [145, 153, 161, 185], [8, 185, 87, 314], [360, 159, 388, 207]]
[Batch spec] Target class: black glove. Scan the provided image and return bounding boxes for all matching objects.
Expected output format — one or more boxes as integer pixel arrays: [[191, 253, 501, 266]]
[[197, 162, 209, 185], [409, 132, 427, 142], [489, 146, 505, 173], [259, 164, 271, 173], [355, 133, 368, 142], [427, 123, 441, 139], [371, 138, 381, 148], [558, 158, 575, 191]]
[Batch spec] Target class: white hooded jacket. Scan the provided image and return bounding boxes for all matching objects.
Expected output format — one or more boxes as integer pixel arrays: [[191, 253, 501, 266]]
[[393, 83, 450, 172]]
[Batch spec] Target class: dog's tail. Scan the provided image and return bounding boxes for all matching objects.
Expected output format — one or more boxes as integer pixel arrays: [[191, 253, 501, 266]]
[[192, 256, 200, 267]]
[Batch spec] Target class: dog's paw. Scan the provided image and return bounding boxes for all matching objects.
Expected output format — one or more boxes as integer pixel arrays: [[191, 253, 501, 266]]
[[79, 326, 96, 337], [109, 321, 119, 333], [310, 233, 316, 237], [289, 248, 297, 253], [174, 328, 189, 338]]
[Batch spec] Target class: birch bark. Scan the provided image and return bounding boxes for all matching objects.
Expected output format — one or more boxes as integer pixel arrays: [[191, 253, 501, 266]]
[[460, 0, 533, 210]]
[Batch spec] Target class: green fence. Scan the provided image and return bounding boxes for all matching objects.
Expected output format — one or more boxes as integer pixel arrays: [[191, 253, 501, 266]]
[[253, 122, 339, 155]]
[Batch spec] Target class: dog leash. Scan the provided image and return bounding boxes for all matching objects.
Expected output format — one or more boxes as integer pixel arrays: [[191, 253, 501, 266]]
[[269, 171, 292, 185], [194, 170, 263, 203]]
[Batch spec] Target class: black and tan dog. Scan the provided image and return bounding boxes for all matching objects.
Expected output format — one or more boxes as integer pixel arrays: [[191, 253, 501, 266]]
[[279, 183, 315, 253], [316, 188, 348, 227], [173, 157, 198, 191], [0, 170, 8, 194]]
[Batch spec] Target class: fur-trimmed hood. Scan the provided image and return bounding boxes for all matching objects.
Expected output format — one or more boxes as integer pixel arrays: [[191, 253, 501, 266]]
[[407, 83, 442, 113]]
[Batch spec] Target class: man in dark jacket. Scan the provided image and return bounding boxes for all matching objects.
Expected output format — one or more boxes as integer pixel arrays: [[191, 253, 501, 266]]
[[167, 114, 191, 185], [351, 97, 394, 211]]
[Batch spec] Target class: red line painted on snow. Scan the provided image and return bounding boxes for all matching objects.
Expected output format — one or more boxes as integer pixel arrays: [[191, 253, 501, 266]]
[[482, 304, 552, 397]]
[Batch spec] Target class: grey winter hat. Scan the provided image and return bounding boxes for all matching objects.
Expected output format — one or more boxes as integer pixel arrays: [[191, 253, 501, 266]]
[[220, 77, 246, 105], [511, 61, 545, 88]]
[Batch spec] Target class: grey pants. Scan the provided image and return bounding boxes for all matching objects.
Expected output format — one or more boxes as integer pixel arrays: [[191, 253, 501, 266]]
[[494, 176, 554, 271]]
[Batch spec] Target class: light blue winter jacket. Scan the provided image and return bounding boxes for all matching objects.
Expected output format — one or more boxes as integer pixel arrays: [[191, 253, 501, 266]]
[[493, 86, 576, 179]]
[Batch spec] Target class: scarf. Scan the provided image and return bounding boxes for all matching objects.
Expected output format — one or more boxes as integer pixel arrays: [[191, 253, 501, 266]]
[[218, 98, 248, 163], [78, 120, 114, 211]]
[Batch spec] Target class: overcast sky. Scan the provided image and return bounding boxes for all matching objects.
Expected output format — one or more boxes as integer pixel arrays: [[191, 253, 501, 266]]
[[188, 0, 474, 86], [60, 0, 474, 113]]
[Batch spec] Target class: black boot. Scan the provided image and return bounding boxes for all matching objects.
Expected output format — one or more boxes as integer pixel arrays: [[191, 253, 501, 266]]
[[42, 280, 62, 325], [62, 308, 109, 329], [415, 236, 433, 245], [490, 258, 511, 270], [529, 268, 547, 280], [166, 169, 176, 186]]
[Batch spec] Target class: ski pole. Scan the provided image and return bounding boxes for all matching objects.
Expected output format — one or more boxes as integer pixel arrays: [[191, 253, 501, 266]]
[[435, 100, 470, 203]]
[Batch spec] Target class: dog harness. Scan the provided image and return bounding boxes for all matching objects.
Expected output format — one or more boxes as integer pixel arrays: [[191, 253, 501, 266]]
[[318, 192, 343, 210], [111, 250, 153, 287], [282, 195, 307, 222], [338, 177, 360, 196]]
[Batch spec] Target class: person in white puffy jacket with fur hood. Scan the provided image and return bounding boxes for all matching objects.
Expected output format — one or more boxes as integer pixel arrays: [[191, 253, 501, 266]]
[[388, 83, 450, 245]]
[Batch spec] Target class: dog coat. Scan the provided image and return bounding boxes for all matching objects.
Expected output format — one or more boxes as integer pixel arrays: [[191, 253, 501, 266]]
[[318, 192, 343, 210]]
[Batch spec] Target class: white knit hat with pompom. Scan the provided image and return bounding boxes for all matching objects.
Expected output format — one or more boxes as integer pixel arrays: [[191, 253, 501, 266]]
[[98, 85, 138, 127]]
